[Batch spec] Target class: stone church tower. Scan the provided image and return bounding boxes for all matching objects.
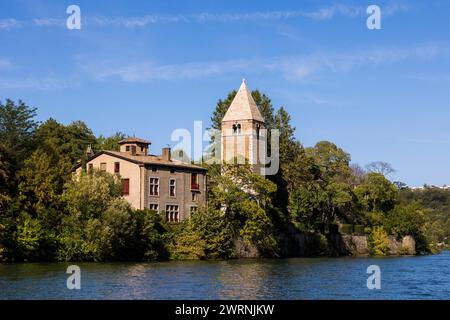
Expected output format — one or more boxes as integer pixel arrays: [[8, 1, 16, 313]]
[[221, 79, 266, 174]]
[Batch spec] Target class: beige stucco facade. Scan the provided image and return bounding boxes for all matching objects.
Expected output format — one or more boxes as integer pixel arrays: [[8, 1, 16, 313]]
[[77, 153, 143, 208]]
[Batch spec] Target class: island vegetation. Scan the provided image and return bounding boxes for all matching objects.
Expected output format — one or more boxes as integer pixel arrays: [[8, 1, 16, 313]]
[[0, 94, 449, 262]]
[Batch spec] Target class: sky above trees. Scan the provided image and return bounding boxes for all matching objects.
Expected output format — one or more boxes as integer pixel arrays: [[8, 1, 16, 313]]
[[1, 0, 450, 186]]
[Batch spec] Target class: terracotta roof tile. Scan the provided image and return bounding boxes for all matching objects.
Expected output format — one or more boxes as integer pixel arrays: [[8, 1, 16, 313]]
[[104, 151, 206, 171]]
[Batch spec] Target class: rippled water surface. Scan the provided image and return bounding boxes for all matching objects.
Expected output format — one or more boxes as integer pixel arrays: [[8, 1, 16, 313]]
[[1, 251, 449, 299]]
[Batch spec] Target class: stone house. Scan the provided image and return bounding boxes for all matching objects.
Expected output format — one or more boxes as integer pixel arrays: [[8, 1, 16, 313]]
[[73, 137, 207, 222]]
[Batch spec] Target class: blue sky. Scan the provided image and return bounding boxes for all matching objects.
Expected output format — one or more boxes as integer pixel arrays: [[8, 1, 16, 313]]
[[1, 0, 450, 186]]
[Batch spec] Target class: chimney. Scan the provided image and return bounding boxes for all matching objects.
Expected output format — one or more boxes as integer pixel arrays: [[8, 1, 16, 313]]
[[162, 147, 171, 161], [85, 144, 94, 158]]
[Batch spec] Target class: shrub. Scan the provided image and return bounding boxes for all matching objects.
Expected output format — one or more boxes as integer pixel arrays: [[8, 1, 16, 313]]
[[169, 208, 234, 260], [368, 227, 390, 256], [353, 225, 365, 234], [339, 224, 353, 234]]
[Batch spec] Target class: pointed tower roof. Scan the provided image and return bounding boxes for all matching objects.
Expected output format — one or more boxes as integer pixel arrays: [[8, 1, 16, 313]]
[[222, 79, 265, 123]]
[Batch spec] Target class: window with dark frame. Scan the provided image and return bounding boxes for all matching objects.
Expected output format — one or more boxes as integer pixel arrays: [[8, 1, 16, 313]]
[[165, 204, 179, 222], [114, 162, 120, 173], [149, 178, 159, 196], [169, 179, 176, 197], [191, 173, 199, 190], [190, 206, 198, 215]]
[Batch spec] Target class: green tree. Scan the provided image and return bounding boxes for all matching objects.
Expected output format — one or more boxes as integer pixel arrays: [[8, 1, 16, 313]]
[[62, 170, 122, 220], [207, 162, 279, 256], [35, 119, 97, 164], [0, 99, 38, 209], [384, 202, 425, 238], [288, 141, 359, 230], [0, 99, 38, 170], [18, 147, 70, 221], [0, 100, 39, 261], [96, 132, 127, 152], [355, 173, 398, 214], [168, 207, 233, 260], [0, 143, 12, 212], [170, 224, 207, 260], [306, 141, 352, 182], [59, 171, 168, 261], [274, 107, 300, 165], [59, 171, 125, 261], [271, 107, 303, 211], [132, 208, 170, 260]]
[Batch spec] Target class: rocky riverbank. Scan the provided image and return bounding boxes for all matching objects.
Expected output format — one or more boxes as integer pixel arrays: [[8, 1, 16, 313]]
[[234, 231, 416, 258]]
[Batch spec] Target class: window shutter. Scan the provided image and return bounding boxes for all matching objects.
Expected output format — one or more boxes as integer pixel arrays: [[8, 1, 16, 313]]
[[122, 179, 130, 196]]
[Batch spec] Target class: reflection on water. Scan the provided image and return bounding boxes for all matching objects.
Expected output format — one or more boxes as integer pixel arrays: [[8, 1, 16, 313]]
[[216, 261, 272, 299], [0, 251, 449, 300]]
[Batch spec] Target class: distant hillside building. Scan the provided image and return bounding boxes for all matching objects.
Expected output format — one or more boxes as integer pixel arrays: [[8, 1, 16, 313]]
[[221, 79, 266, 174], [73, 137, 207, 222]]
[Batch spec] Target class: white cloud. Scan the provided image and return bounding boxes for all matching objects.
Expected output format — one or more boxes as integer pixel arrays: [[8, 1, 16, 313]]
[[84, 59, 255, 82], [273, 43, 446, 80], [0, 18, 21, 30], [90, 14, 187, 28], [3, 3, 411, 30], [89, 6, 366, 27], [0, 76, 75, 91], [96, 3, 407, 26], [0, 58, 12, 69], [81, 43, 448, 82], [33, 18, 65, 27]]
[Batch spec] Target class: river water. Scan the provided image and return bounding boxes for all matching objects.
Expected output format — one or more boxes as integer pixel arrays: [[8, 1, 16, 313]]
[[1, 251, 449, 299]]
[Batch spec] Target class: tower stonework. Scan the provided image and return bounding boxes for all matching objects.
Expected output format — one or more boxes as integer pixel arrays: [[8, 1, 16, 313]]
[[221, 80, 266, 174]]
